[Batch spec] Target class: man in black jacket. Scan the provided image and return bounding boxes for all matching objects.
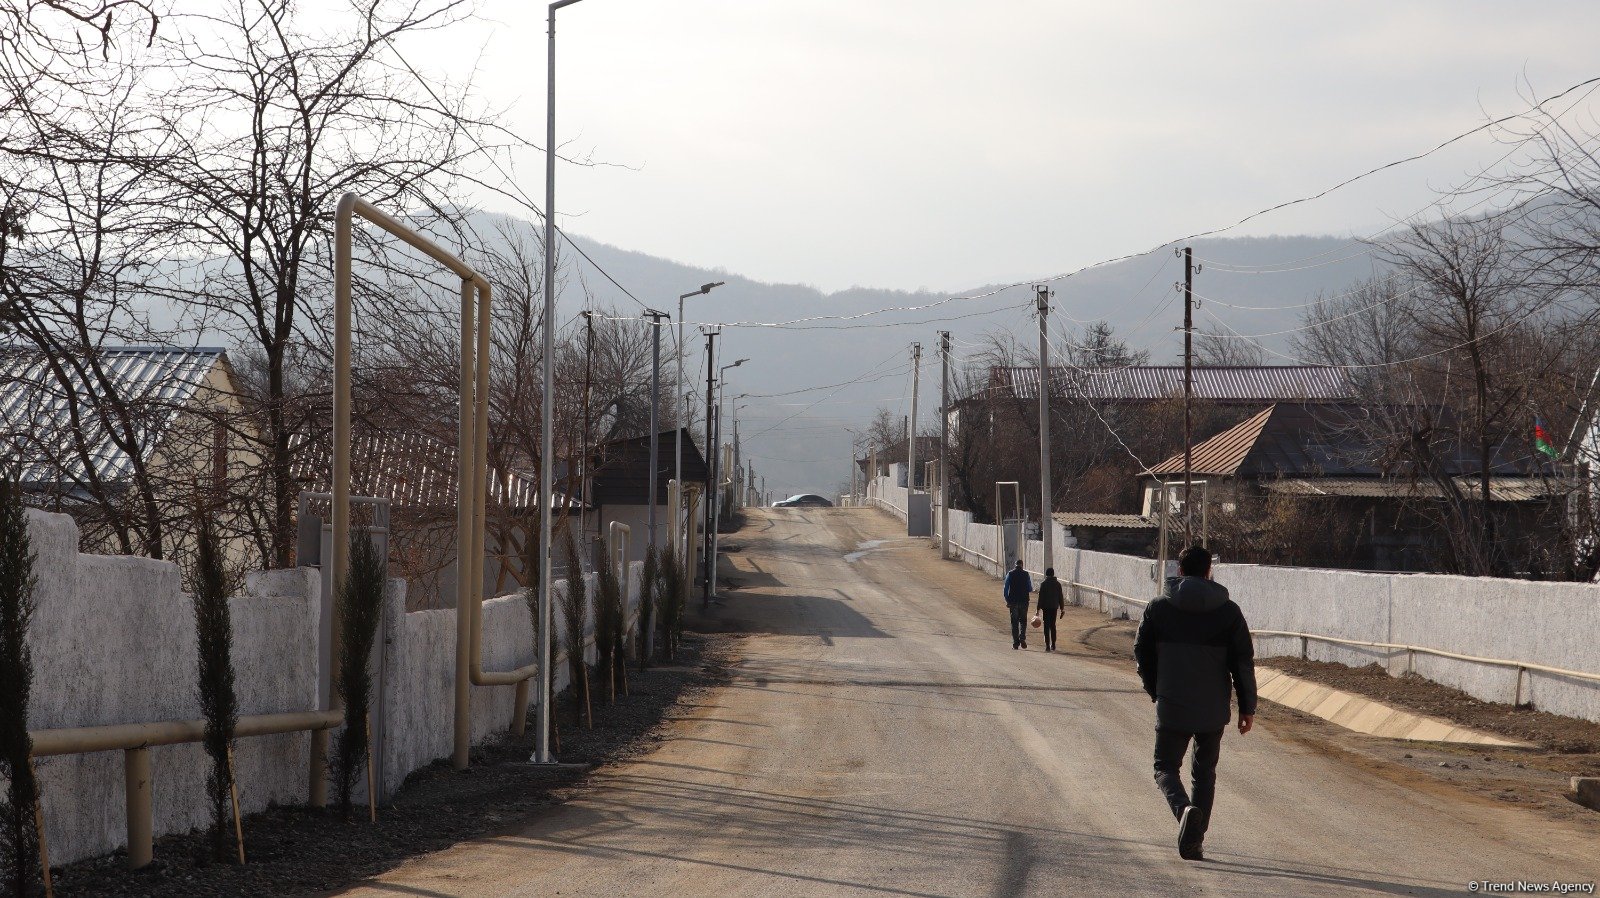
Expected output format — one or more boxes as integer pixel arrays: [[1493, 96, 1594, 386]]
[[1036, 568, 1065, 651], [1133, 545, 1257, 861]]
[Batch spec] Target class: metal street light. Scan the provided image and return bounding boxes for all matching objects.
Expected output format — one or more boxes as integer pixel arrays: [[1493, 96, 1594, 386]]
[[677, 281, 724, 523], [536, 0, 591, 767], [706, 359, 748, 601]]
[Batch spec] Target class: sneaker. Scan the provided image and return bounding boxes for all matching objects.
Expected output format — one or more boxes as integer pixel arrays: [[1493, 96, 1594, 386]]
[[1177, 805, 1204, 860], [1021, 641, 1028, 649]]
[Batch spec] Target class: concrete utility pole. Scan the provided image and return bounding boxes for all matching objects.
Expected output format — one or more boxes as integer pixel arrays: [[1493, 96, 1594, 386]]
[[1035, 285, 1054, 574], [939, 330, 951, 560], [908, 342, 922, 495], [642, 309, 668, 661], [1180, 246, 1198, 545], [702, 328, 718, 602], [644, 310, 668, 553], [581, 309, 595, 547]]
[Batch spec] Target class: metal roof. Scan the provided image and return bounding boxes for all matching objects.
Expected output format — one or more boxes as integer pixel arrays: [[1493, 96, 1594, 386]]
[[1261, 477, 1556, 502], [290, 428, 552, 511], [1150, 403, 1545, 479], [0, 346, 226, 485], [986, 365, 1354, 403], [1149, 406, 1276, 476], [1053, 512, 1156, 529]]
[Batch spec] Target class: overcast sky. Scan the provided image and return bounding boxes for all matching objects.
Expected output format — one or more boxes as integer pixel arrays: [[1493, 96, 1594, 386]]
[[399, 1, 1600, 295]]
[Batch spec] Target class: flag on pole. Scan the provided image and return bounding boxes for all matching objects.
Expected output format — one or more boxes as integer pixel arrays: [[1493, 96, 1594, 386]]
[[1534, 417, 1560, 459]]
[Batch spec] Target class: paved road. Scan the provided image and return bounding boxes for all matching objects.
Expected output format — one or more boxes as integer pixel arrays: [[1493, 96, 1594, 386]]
[[342, 508, 1599, 897]]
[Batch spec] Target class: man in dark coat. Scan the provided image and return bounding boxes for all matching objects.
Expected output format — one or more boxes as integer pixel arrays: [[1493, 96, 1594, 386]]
[[1002, 560, 1032, 649], [1036, 567, 1065, 652], [1133, 545, 1257, 861]]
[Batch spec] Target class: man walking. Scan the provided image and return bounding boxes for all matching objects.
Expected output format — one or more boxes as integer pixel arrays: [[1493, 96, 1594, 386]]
[[1133, 545, 1257, 861], [1002, 559, 1032, 650], [1036, 567, 1064, 651]]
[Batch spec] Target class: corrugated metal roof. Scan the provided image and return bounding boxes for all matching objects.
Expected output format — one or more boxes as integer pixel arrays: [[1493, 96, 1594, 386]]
[[290, 429, 550, 510], [1053, 512, 1156, 529], [987, 365, 1353, 403], [1262, 477, 1556, 502], [1149, 403, 1542, 479], [0, 346, 225, 485], [1149, 406, 1274, 476]]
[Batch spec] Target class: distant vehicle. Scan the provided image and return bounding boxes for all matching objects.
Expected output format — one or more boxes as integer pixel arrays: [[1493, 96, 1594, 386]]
[[773, 494, 833, 508]]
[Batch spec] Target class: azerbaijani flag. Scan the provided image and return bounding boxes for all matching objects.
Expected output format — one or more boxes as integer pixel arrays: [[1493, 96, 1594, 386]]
[[1534, 417, 1560, 460]]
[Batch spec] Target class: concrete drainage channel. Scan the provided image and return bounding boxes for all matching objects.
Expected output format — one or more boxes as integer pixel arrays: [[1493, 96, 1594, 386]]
[[1255, 668, 1532, 747]]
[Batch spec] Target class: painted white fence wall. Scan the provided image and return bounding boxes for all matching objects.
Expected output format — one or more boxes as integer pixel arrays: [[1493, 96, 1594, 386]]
[[871, 475, 1600, 723], [17, 510, 643, 865]]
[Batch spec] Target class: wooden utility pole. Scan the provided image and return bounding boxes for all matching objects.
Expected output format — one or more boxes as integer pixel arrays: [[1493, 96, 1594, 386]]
[[939, 331, 951, 560]]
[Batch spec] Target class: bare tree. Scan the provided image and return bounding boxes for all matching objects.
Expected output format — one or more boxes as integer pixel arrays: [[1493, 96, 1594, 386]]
[[142, 0, 504, 567]]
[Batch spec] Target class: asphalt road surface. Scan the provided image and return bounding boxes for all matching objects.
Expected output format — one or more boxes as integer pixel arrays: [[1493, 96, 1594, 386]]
[[341, 508, 1599, 897]]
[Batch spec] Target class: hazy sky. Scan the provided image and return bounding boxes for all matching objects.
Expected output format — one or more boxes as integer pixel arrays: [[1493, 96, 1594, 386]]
[[401, 1, 1600, 295]]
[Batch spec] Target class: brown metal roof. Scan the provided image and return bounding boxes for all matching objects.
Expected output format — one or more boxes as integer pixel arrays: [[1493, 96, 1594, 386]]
[[1150, 403, 1547, 479], [986, 365, 1353, 403], [1149, 406, 1274, 476]]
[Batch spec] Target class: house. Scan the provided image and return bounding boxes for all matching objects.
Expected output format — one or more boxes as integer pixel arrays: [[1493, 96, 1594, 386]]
[[289, 426, 589, 609], [1145, 403, 1559, 571], [981, 364, 1354, 406], [0, 345, 257, 562], [584, 428, 709, 564], [857, 435, 944, 489]]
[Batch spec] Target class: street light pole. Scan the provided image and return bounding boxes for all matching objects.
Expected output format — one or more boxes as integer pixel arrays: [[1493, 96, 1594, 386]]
[[537, 0, 589, 766], [676, 282, 723, 553], [709, 360, 747, 602]]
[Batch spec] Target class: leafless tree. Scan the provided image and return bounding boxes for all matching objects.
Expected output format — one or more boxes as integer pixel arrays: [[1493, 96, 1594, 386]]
[[138, 0, 510, 567]]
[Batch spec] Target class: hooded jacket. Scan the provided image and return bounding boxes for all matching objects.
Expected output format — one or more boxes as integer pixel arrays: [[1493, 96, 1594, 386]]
[[1036, 576, 1064, 612], [1133, 576, 1257, 733]]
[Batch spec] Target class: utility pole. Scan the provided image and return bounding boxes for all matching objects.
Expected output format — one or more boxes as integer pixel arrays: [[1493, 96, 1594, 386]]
[[581, 309, 595, 551], [939, 331, 951, 560], [702, 328, 718, 603], [1035, 285, 1054, 574], [1181, 246, 1195, 545], [908, 342, 921, 495], [642, 308, 667, 661], [643, 309, 668, 549]]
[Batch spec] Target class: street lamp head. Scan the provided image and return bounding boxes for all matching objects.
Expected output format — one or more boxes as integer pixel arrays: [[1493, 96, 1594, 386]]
[[733, 358, 749, 368], [702, 282, 724, 293]]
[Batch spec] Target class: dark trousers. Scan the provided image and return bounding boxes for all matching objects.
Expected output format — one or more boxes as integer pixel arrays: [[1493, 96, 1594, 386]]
[[1153, 728, 1224, 841], [1008, 602, 1028, 646], [1041, 610, 1058, 650]]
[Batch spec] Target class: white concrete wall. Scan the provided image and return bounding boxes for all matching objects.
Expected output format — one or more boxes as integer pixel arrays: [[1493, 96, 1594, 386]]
[[15, 510, 644, 865], [872, 475, 1600, 723]]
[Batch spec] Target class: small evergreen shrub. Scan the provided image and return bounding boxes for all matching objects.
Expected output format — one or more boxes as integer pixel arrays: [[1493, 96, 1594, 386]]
[[332, 529, 385, 820]]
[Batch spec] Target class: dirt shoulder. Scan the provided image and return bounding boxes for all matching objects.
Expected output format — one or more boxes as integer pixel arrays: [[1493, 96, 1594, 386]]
[[47, 633, 739, 898]]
